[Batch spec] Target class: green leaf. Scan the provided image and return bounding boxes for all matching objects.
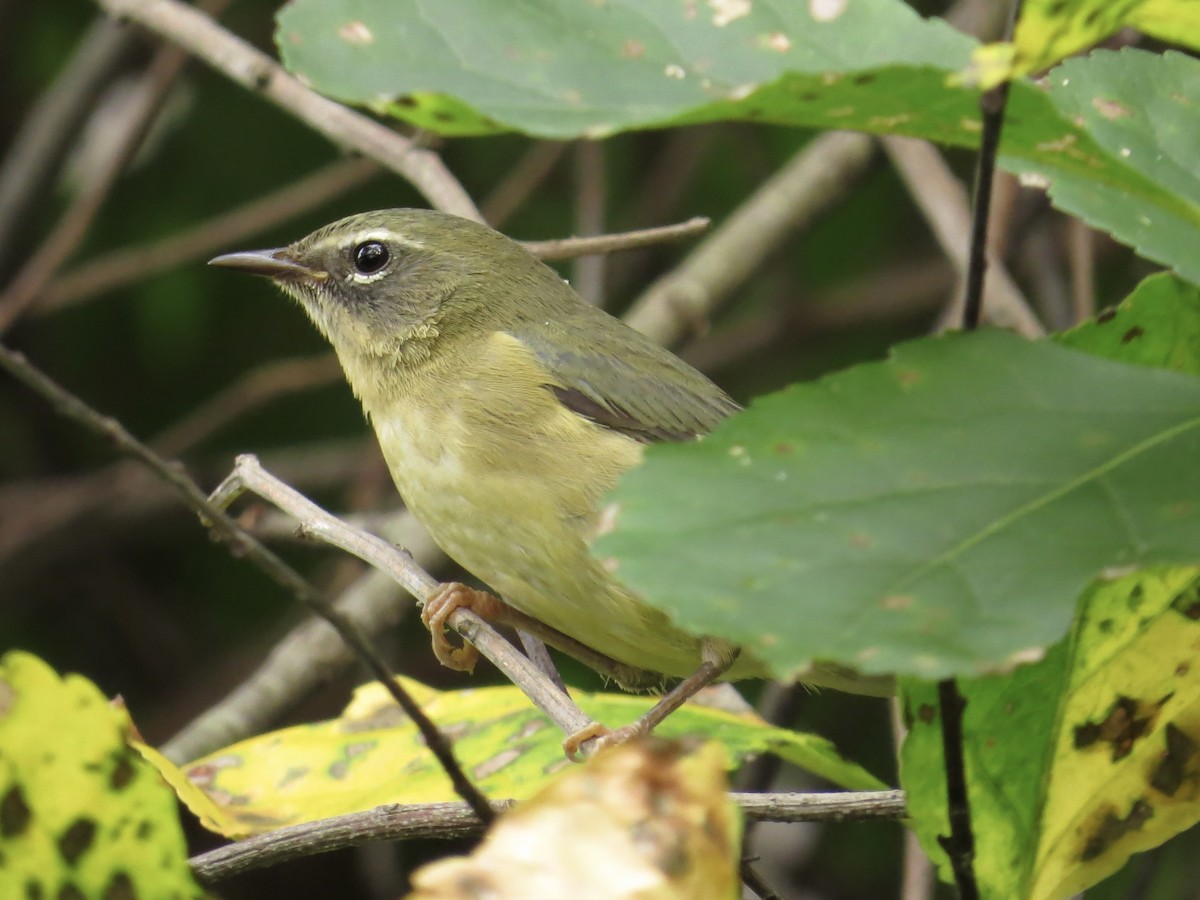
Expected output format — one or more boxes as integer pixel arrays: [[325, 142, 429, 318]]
[[149, 678, 882, 838], [275, 3, 1200, 284], [901, 567, 1200, 900], [275, 0, 976, 139], [1004, 50, 1200, 286], [0, 652, 202, 900], [1058, 273, 1200, 375], [596, 329, 1200, 681]]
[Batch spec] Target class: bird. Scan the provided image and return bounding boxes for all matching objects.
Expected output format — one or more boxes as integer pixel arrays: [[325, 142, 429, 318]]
[[210, 209, 888, 739]]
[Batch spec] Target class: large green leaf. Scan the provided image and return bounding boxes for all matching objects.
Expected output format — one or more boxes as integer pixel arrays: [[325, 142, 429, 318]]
[[901, 567, 1200, 900], [275, 2, 1200, 284], [595, 328, 1200, 681]]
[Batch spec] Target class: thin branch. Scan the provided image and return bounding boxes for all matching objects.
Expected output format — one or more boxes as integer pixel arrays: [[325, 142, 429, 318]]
[[189, 790, 907, 884], [962, 81, 1014, 331], [740, 860, 784, 900], [522, 216, 710, 261], [0, 344, 494, 825], [0, 1, 228, 334], [1067, 217, 1096, 324], [936, 680, 978, 900], [571, 140, 607, 304], [38, 157, 381, 314], [624, 131, 876, 346], [95, 0, 481, 221], [210, 454, 639, 749], [880, 136, 1042, 337]]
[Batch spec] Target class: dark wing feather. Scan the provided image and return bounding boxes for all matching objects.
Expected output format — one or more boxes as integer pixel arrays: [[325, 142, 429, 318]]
[[508, 313, 740, 444]]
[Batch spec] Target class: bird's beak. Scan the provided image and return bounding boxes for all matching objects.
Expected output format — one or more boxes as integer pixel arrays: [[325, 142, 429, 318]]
[[208, 248, 328, 281]]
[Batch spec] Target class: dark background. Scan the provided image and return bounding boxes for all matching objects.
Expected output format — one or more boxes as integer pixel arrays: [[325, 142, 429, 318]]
[[0, 1, 1186, 897]]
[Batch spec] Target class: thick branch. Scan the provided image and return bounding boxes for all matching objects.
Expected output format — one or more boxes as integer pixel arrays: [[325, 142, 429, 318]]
[[190, 789, 907, 884]]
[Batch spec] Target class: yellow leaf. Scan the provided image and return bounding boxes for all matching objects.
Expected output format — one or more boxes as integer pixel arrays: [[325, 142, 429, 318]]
[[146, 679, 883, 838], [0, 651, 203, 899], [406, 739, 740, 900], [963, 0, 1200, 88], [1030, 568, 1200, 900]]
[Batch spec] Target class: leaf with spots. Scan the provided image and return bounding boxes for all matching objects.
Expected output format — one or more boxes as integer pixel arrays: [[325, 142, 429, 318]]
[[1003, 50, 1200, 286], [969, 0, 1200, 88], [595, 329, 1200, 680], [143, 678, 881, 838], [1058, 273, 1200, 376], [406, 740, 739, 900], [0, 651, 202, 900], [275, 3, 1200, 286], [901, 567, 1200, 900]]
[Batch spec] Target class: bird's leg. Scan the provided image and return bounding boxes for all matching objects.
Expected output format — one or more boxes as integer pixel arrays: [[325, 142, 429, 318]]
[[562, 639, 739, 760], [421, 582, 511, 672]]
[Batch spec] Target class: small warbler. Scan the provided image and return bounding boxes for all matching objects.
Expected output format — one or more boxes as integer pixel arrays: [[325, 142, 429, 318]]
[[211, 209, 886, 699]]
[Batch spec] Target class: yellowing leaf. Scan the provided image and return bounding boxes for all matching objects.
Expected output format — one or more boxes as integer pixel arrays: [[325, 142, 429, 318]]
[[903, 567, 1200, 900], [149, 679, 882, 838], [406, 739, 740, 900], [967, 0, 1200, 88], [0, 651, 203, 900]]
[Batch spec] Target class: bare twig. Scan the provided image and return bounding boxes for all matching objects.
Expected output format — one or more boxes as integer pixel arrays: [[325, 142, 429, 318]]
[[39, 157, 381, 313], [1067, 217, 1096, 324], [0, 1, 227, 334], [0, 343, 494, 824], [571, 140, 607, 304], [624, 131, 876, 346], [522, 216, 710, 261], [189, 789, 907, 884], [0, 18, 137, 272], [95, 0, 481, 221], [936, 680, 978, 900], [210, 453, 647, 751], [482, 141, 569, 227], [881, 137, 1042, 337]]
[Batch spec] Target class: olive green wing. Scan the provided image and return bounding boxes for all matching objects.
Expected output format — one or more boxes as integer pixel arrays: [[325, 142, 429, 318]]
[[508, 317, 739, 444]]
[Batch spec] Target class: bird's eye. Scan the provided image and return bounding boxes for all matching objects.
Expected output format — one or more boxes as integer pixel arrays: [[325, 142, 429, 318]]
[[352, 241, 389, 274]]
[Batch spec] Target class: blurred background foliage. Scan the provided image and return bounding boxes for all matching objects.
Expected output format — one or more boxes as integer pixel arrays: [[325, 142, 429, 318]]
[[0, 0, 1184, 897]]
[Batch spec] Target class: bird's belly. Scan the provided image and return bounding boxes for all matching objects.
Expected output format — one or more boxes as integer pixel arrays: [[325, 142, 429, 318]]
[[372, 410, 715, 679]]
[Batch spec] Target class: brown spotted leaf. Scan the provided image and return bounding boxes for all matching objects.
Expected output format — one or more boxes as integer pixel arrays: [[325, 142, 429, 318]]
[[0, 652, 202, 900], [901, 567, 1200, 900]]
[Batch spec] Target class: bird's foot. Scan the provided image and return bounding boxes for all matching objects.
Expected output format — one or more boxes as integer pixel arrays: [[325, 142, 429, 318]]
[[421, 582, 509, 673], [562, 722, 645, 762], [562, 640, 739, 761]]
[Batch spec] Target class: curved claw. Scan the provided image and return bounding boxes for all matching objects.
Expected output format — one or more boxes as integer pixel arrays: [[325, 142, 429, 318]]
[[421, 583, 507, 673], [562, 722, 645, 761]]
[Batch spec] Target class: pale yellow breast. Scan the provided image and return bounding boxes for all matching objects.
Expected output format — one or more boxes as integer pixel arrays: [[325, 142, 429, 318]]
[[359, 332, 723, 677]]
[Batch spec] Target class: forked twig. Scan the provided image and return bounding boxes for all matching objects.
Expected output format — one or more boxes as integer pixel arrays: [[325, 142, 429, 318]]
[[0, 343, 494, 825]]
